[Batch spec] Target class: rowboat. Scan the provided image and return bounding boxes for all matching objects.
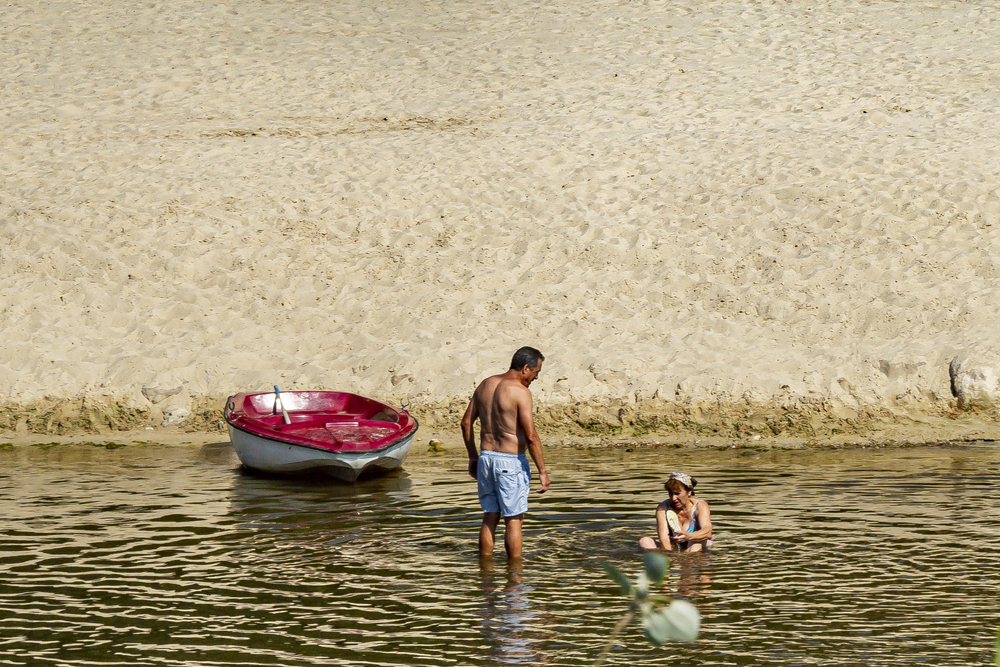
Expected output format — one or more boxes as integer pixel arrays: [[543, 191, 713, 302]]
[[224, 389, 418, 481]]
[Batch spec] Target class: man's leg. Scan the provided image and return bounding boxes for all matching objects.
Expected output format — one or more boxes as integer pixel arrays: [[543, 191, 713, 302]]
[[503, 513, 524, 559], [480, 512, 501, 557]]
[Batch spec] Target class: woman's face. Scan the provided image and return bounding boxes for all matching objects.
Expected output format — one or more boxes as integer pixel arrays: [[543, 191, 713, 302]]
[[668, 485, 691, 510]]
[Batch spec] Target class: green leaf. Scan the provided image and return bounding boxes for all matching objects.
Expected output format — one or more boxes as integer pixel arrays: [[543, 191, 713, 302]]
[[636, 571, 650, 599], [642, 609, 671, 645], [643, 551, 668, 585], [995, 627, 1000, 667], [662, 599, 700, 642], [601, 561, 633, 596]]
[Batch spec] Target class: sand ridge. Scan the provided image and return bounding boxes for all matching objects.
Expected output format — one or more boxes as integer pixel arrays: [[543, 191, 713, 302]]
[[3, 0, 1000, 439]]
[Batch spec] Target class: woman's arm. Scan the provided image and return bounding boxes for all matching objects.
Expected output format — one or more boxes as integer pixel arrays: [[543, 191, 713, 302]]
[[654, 504, 672, 549], [686, 500, 713, 543]]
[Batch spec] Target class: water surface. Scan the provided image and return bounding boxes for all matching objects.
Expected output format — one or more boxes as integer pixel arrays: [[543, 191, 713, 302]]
[[1, 442, 999, 666]]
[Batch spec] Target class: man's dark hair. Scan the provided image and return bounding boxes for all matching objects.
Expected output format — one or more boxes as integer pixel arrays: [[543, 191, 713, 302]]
[[510, 346, 544, 371]]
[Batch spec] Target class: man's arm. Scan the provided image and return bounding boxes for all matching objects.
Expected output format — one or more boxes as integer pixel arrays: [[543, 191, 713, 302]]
[[460, 393, 479, 479], [517, 389, 550, 493]]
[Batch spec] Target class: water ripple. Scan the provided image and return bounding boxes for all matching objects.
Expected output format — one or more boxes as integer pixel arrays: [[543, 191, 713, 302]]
[[1, 444, 1000, 665]]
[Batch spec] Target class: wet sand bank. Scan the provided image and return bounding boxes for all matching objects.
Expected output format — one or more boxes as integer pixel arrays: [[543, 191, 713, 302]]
[[2, 404, 999, 452]]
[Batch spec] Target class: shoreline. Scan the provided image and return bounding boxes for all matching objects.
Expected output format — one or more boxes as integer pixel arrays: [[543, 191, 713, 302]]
[[3, 394, 999, 450], [3, 429, 997, 452]]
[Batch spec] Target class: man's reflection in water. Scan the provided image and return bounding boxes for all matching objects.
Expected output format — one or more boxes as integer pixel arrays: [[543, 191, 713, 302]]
[[478, 558, 549, 666]]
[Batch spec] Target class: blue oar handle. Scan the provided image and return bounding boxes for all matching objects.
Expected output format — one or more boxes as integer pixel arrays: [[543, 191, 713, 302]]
[[273, 386, 292, 425]]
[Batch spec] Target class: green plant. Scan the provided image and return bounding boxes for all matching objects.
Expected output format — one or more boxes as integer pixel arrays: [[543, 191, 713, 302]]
[[595, 552, 699, 666]]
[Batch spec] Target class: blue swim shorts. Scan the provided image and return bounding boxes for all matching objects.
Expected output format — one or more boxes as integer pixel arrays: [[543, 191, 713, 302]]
[[477, 450, 531, 517]]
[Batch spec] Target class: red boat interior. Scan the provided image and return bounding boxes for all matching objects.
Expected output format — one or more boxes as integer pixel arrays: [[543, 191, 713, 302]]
[[225, 391, 417, 453]]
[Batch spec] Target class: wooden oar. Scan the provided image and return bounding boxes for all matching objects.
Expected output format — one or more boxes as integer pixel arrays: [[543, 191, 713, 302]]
[[273, 385, 292, 425]]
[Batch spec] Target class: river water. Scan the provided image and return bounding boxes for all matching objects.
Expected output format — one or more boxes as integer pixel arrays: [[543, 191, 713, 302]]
[[1, 441, 999, 666]]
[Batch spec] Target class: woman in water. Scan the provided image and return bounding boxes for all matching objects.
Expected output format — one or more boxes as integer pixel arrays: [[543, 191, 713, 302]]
[[639, 472, 713, 552]]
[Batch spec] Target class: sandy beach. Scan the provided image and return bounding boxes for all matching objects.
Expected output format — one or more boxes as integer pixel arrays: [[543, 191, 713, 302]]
[[3, 0, 1000, 443]]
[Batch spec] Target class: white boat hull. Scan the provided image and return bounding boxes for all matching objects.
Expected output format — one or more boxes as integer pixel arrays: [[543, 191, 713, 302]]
[[227, 424, 414, 482]]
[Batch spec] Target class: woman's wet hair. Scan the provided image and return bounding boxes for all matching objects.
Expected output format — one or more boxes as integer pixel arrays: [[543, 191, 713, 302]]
[[665, 477, 697, 493]]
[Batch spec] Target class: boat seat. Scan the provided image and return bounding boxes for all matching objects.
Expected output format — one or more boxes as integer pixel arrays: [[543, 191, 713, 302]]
[[323, 419, 403, 447]]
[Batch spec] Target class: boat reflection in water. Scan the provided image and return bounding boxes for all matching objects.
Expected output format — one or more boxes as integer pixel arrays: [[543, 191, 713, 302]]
[[227, 463, 415, 545]]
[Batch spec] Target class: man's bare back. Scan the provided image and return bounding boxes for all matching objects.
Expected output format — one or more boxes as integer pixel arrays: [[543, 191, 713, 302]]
[[462, 359, 546, 470], [461, 347, 550, 558], [472, 373, 532, 454]]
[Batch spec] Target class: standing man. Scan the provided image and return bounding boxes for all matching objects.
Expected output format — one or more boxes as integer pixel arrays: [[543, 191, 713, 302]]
[[462, 346, 551, 559]]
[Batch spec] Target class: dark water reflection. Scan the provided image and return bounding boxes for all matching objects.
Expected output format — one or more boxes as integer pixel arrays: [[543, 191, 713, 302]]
[[1, 442, 999, 665]]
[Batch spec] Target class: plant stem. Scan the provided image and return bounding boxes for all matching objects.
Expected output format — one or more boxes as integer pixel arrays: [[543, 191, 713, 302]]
[[592, 610, 634, 667]]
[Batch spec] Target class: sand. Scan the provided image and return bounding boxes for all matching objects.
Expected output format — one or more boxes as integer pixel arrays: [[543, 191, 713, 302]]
[[3, 0, 1000, 443]]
